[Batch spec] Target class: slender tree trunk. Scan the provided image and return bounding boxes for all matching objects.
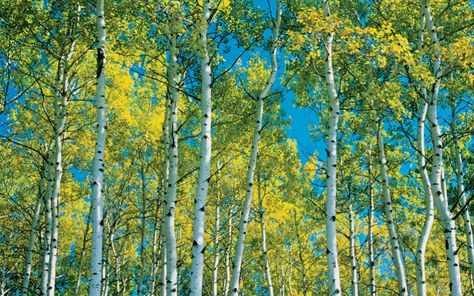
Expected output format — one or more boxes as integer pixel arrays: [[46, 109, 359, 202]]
[[452, 106, 474, 288], [223, 207, 233, 296], [415, 4, 435, 295], [164, 11, 179, 294], [89, 0, 107, 293], [323, 1, 341, 294], [229, 3, 280, 294], [190, 0, 212, 294], [258, 178, 274, 296], [150, 197, 162, 296], [293, 210, 307, 296], [376, 123, 408, 295], [424, 1, 463, 294], [22, 178, 44, 295], [74, 204, 92, 296], [159, 94, 171, 296], [349, 203, 359, 296], [212, 162, 222, 296], [415, 100, 434, 296], [137, 162, 147, 296], [40, 156, 54, 295], [367, 160, 376, 296]]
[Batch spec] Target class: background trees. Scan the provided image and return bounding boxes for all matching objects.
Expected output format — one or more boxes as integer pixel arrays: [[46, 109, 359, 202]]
[[0, 0, 473, 295]]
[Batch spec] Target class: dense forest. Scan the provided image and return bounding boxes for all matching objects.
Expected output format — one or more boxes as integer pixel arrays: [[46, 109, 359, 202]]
[[0, 0, 473, 295]]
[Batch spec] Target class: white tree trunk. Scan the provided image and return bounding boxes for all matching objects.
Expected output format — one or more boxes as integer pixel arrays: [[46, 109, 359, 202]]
[[453, 112, 474, 287], [164, 11, 179, 294], [223, 207, 233, 296], [22, 180, 43, 295], [367, 169, 376, 296], [424, 1, 463, 294], [212, 162, 222, 296], [258, 179, 274, 296], [348, 203, 358, 296], [415, 5, 435, 295], [40, 157, 54, 295], [229, 3, 280, 294], [89, 0, 107, 293], [159, 100, 170, 296], [190, 0, 212, 294], [377, 124, 408, 295], [415, 100, 434, 296], [323, 1, 341, 294]]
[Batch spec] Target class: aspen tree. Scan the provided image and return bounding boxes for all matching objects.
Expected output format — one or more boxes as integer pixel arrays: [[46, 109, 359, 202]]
[[323, 0, 341, 293], [258, 177, 274, 296], [229, 1, 281, 294], [348, 202, 358, 296], [21, 176, 44, 295], [190, 0, 212, 293], [89, 0, 107, 293], [164, 7, 179, 295], [367, 148, 376, 296], [376, 122, 408, 295], [415, 4, 434, 295], [423, 1, 463, 294], [451, 101, 474, 287]]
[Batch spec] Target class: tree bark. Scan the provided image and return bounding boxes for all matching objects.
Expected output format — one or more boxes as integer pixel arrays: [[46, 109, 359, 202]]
[[452, 103, 474, 289], [164, 10, 179, 294], [21, 177, 44, 295], [415, 100, 434, 296], [229, 2, 280, 294], [89, 0, 107, 293], [190, 0, 212, 293], [323, 1, 342, 294], [349, 203, 359, 296], [367, 153, 376, 296], [423, 1, 463, 294], [258, 178, 274, 296], [377, 122, 408, 295]]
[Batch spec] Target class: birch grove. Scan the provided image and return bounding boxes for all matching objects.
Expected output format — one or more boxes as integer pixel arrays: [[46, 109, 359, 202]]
[[1, 0, 474, 295]]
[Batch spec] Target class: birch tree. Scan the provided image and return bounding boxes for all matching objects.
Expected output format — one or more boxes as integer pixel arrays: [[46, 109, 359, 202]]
[[376, 122, 408, 295], [423, 1, 463, 294], [323, 0, 342, 293], [190, 0, 212, 293], [89, 0, 107, 294], [229, 1, 281, 294]]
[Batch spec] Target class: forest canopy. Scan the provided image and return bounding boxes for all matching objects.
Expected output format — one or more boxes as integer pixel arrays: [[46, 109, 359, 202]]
[[0, 0, 473, 295]]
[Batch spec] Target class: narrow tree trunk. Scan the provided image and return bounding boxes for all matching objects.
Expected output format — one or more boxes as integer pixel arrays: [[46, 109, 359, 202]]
[[415, 4, 434, 295], [74, 204, 92, 296], [137, 162, 147, 296], [229, 3, 280, 294], [323, 1, 342, 294], [415, 100, 434, 296], [164, 11, 179, 294], [293, 210, 307, 296], [89, 0, 107, 293], [159, 94, 171, 296], [376, 123, 408, 295], [349, 203, 359, 296], [22, 178, 44, 295], [212, 162, 222, 296], [424, 1, 463, 294], [190, 0, 212, 294], [452, 107, 474, 288], [223, 207, 233, 296], [258, 178, 274, 296], [367, 161, 376, 296], [40, 157, 53, 295], [150, 197, 162, 296]]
